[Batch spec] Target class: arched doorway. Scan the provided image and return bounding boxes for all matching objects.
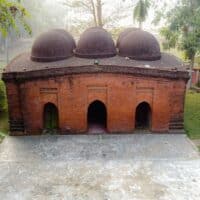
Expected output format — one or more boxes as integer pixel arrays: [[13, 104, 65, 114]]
[[43, 103, 59, 131], [135, 102, 151, 130], [87, 100, 107, 133]]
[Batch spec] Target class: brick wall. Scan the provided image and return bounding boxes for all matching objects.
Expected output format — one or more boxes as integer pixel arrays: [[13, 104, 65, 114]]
[[5, 73, 187, 135]]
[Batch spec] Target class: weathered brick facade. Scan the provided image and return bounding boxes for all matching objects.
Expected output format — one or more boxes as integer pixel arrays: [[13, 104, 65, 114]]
[[2, 28, 189, 135], [4, 73, 187, 135]]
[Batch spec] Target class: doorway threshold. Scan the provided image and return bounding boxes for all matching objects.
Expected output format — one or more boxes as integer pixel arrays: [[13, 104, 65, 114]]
[[88, 123, 107, 134]]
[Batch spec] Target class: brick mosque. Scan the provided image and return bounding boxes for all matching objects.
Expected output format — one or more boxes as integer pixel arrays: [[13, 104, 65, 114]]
[[2, 27, 189, 135]]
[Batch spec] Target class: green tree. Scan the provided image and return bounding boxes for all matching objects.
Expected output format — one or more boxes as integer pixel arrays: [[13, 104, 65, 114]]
[[158, 0, 200, 66], [133, 0, 150, 29], [157, 0, 200, 86], [0, 0, 31, 38]]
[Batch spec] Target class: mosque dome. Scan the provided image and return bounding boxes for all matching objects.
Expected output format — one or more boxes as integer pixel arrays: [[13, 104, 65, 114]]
[[118, 29, 161, 61], [75, 27, 116, 58], [116, 27, 138, 47], [31, 29, 76, 62]]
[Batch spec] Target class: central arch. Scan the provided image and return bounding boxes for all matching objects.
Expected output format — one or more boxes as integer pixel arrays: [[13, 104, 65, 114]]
[[87, 100, 107, 133], [135, 102, 151, 130]]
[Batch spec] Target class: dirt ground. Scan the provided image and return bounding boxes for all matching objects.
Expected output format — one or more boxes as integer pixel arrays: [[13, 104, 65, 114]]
[[0, 134, 199, 200]]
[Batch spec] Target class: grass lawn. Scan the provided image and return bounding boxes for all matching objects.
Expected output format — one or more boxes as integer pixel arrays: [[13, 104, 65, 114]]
[[184, 91, 200, 139]]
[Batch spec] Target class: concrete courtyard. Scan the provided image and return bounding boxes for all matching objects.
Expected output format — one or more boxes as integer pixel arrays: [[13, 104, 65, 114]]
[[0, 134, 199, 200]]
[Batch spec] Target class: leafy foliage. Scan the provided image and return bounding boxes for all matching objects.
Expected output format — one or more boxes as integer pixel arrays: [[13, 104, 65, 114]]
[[133, 0, 150, 29], [0, 79, 7, 112], [160, 27, 178, 50], [158, 0, 200, 65], [0, 0, 31, 38]]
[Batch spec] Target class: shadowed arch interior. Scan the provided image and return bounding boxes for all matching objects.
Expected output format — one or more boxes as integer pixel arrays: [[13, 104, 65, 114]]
[[43, 103, 59, 130], [135, 102, 151, 129], [87, 100, 107, 132]]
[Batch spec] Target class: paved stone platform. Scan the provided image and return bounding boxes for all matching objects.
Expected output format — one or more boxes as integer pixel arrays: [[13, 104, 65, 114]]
[[0, 134, 199, 200]]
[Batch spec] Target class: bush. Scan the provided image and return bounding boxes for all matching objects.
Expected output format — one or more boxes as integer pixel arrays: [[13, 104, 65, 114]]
[[0, 131, 6, 143], [0, 79, 7, 112]]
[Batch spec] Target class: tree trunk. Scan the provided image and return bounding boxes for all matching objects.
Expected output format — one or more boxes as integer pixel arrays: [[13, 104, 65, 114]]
[[5, 37, 9, 64], [188, 55, 195, 89], [96, 0, 103, 27], [139, 21, 142, 29], [90, 0, 98, 26]]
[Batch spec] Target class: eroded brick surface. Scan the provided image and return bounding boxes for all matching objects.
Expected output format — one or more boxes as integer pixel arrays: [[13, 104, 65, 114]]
[[5, 73, 187, 135]]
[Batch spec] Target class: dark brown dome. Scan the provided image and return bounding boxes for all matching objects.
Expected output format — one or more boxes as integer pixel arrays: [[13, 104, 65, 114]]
[[52, 29, 76, 44], [118, 30, 161, 61], [75, 27, 117, 58], [31, 29, 75, 62], [116, 27, 138, 47]]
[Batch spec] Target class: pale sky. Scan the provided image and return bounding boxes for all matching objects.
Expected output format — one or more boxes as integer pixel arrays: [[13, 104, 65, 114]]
[[43, 0, 178, 34]]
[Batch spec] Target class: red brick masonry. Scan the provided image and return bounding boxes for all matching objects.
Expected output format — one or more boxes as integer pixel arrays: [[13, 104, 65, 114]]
[[4, 72, 187, 135], [2, 52, 189, 135]]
